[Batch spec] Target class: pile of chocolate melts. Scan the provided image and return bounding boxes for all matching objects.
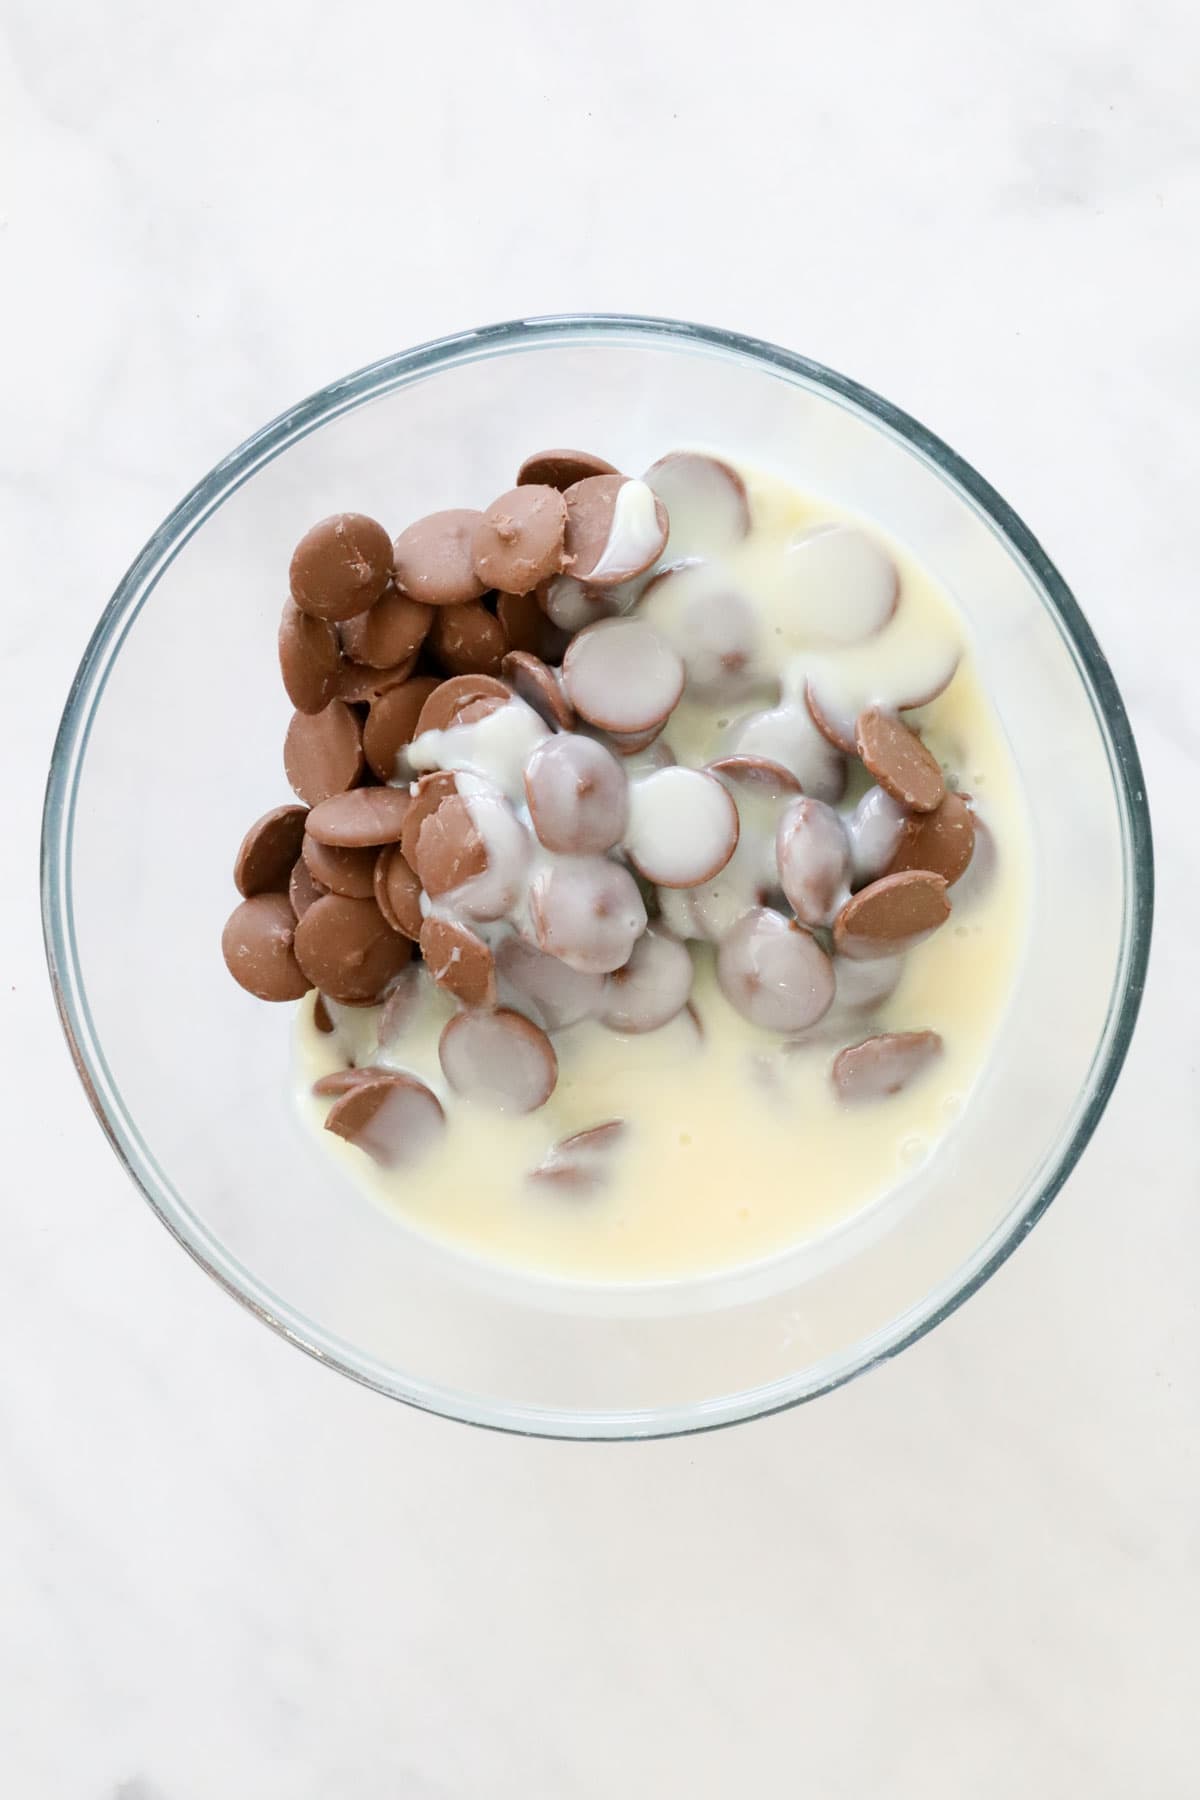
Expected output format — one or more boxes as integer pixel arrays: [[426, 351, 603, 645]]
[[221, 446, 980, 1168]]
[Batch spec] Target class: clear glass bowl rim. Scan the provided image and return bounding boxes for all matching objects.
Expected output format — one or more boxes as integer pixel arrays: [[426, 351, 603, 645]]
[[40, 311, 1154, 1440]]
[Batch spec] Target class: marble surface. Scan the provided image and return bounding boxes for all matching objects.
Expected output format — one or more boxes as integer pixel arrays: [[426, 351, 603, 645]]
[[1, 0, 1195, 1792]]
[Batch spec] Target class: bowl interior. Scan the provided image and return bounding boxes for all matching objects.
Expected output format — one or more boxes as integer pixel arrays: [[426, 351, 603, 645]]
[[44, 319, 1150, 1436]]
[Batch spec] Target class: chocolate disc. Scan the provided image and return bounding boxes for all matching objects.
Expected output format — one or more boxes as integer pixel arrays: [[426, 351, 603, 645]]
[[373, 846, 423, 940], [562, 618, 684, 734], [856, 708, 945, 814], [529, 858, 647, 975], [644, 452, 750, 557], [438, 1008, 557, 1113], [413, 673, 512, 737], [324, 1071, 445, 1168], [804, 677, 857, 755], [339, 589, 433, 669], [473, 485, 568, 594], [362, 676, 442, 780], [289, 856, 328, 919], [537, 572, 625, 633], [846, 785, 909, 885], [279, 599, 342, 715], [335, 654, 418, 705], [493, 936, 604, 1030], [886, 790, 976, 885], [428, 601, 508, 676], [411, 794, 489, 899], [833, 870, 951, 961], [563, 475, 669, 587], [731, 701, 846, 804], [600, 928, 694, 1034], [293, 894, 413, 1004], [234, 804, 309, 898], [312, 1066, 392, 1097], [716, 907, 835, 1034], [501, 650, 576, 730], [782, 524, 898, 645], [642, 561, 761, 701], [496, 591, 570, 664], [624, 768, 739, 889], [517, 448, 618, 491], [420, 916, 497, 1008], [529, 1120, 626, 1192], [400, 770, 459, 866], [305, 787, 412, 848], [289, 513, 393, 622], [222, 893, 312, 1001], [706, 755, 803, 801], [392, 509, 487, 606], [301, 832, 378, 900], [283, 701, 365, 806], [524, 734, 627, 855], [775, 797, 851, 927], [832, 1031, 943, 1103]]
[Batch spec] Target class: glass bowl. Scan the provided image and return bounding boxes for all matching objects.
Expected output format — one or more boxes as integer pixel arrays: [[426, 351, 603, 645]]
[[41, 314, 1153, 1439]]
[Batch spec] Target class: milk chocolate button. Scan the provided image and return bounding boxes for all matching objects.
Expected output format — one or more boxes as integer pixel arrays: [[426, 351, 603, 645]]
[[414, 673, 512, 737], [339, 589, 433, 669], [530, 1120, 626, 1192], [428, 601, 507, 676], [312, 1066, 392, 1097], [222, 893, 313, 1001], [301, 832, 378, 900], [335, 654, 418, 705], [289, 513, 393, 622], [234, 804, 309, 898], [803, 677, 857, 755], [624, 767, 739, 889], [373, 846, 423, 940], [398, 769, 458, 866], [782, 524, 898, 645], [537, 572, 625, 633], [524, 734, 627, 855], [562, 475, 669, 587], [324, 1072, 445, 1168], [887, 790, 976, 885], [642, 561, 761, 700], [644, 452, 750, 557], [600, 928, 693, 1033], [392, 509, 487, 606], [284, 701, 364, 806], [832, 1031, 943, 1104], [603, 721, 669, 757], [494, 936, 604, 1030], [716, 908, 835, 1033], [293, 894, 413, 1004], [529, 858, 647, 975], [846, 784, 908, 885], [518, 448, 618, 491], [856, 708, 945, 813], [428, 792, 529, 919], [412, 794, 488, 899], [362, 676, 442, 780], [420, 916, 497, 1008], [833, 870, 951, 961], [706, 755, 802, 801], [776, 797, 851, 927], [306, 787, 412, 848], [289, 856, 328, 919], [496, 591, 570, 664], [502, 650, 576, 730], [832, 953, 905, 1012], [473, 485, 568, 594], [731, 700, 847, 804], [562, 618, 684, 733], [279, 599, 342, 714], [439, 1008, 557, 1113]]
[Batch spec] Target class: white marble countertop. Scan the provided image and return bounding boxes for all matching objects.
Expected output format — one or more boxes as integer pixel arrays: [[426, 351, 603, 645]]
[[2, 0, 1195, 1792]]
